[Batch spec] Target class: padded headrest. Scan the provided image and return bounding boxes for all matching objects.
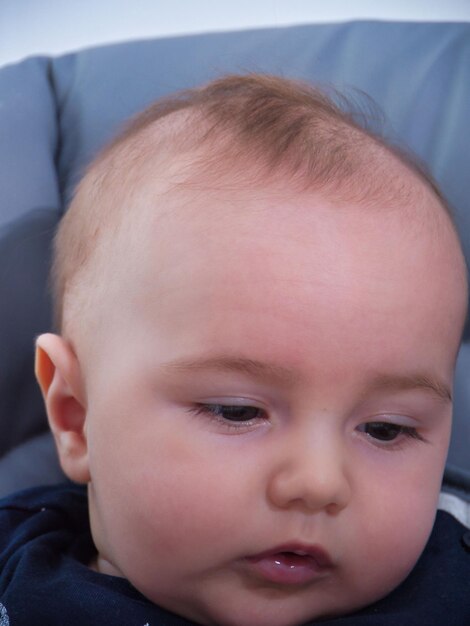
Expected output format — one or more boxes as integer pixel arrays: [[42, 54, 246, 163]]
[[0, 209, 57, 455]]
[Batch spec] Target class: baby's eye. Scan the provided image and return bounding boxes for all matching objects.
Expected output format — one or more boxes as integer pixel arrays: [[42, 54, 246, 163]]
[[192, 404, 265, 422], [358, 421, 423, 443]]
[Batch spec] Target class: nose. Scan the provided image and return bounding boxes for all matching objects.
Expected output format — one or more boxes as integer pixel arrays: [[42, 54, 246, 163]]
[[266, 429, 351, 514]]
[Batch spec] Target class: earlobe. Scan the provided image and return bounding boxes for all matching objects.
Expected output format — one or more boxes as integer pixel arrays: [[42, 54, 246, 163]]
[[35, 333, 90, 484]]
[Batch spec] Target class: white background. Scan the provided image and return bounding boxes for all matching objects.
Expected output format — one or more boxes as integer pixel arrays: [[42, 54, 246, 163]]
[[1, 0, 470, 67]]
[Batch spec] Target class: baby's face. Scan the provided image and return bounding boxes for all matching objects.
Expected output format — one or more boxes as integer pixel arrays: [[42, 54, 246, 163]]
[[83, 181, 465, 626]]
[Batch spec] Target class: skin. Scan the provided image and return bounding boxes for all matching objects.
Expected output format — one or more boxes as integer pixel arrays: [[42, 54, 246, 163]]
[[36, 178, 467, 626]]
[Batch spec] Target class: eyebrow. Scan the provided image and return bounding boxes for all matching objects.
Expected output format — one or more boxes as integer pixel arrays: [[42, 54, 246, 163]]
[[160, 355, 452, 402], [161, 356, 297, 384], [367, 373, 452, 403]]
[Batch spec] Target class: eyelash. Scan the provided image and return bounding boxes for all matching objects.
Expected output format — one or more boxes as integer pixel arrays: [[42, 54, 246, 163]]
[[188, 403, 266, 431], [357, 421, 426, 450], [188, 403, 426, 446]]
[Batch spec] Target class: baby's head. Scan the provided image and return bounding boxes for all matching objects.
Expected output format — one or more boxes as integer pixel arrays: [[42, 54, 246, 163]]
[[35, 75, 468, 626]]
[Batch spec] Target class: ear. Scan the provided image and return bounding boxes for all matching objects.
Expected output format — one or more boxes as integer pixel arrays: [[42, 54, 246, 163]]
[[35, 333, 90, 483]]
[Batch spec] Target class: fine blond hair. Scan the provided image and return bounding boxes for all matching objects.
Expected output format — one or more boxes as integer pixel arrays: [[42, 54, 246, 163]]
[[53, 73, 453, 335]]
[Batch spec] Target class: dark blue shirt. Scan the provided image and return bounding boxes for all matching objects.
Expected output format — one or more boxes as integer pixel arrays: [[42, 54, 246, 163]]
[[0, 484, 468, 625]]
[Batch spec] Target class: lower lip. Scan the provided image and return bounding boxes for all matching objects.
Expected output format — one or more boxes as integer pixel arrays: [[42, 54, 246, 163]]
[[244, 553, 328, 585]]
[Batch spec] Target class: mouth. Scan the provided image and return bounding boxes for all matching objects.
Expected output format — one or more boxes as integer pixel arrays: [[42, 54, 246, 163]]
[[244, 543, 333, 586]]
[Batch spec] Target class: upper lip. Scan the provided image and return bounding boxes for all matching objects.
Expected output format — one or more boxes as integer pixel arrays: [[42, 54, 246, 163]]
[[246, 542, 333, 569]]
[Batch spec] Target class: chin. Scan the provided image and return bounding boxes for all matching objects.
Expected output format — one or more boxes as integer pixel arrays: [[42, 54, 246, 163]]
[[191, 602, 337, 626]]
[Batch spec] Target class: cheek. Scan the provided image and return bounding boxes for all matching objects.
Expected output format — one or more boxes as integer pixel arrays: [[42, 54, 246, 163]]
[[343, 447, 445, 600], [89, 412, 250, 561], [347, 505, 433, 606]]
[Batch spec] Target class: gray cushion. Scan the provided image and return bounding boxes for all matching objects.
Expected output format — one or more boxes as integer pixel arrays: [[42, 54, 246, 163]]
[[1, 20, 469, 489], [0, 58, 60, 227], [0, 209, 57, 457], [0, 432, 65, 499]]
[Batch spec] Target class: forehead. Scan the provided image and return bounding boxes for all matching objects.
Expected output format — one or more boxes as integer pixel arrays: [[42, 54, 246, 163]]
[[99, 180, 466, 374], [132, 177, 454, 282]]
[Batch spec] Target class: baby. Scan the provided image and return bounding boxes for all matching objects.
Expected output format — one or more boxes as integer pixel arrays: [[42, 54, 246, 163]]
[[4, 74, 470, 625]]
